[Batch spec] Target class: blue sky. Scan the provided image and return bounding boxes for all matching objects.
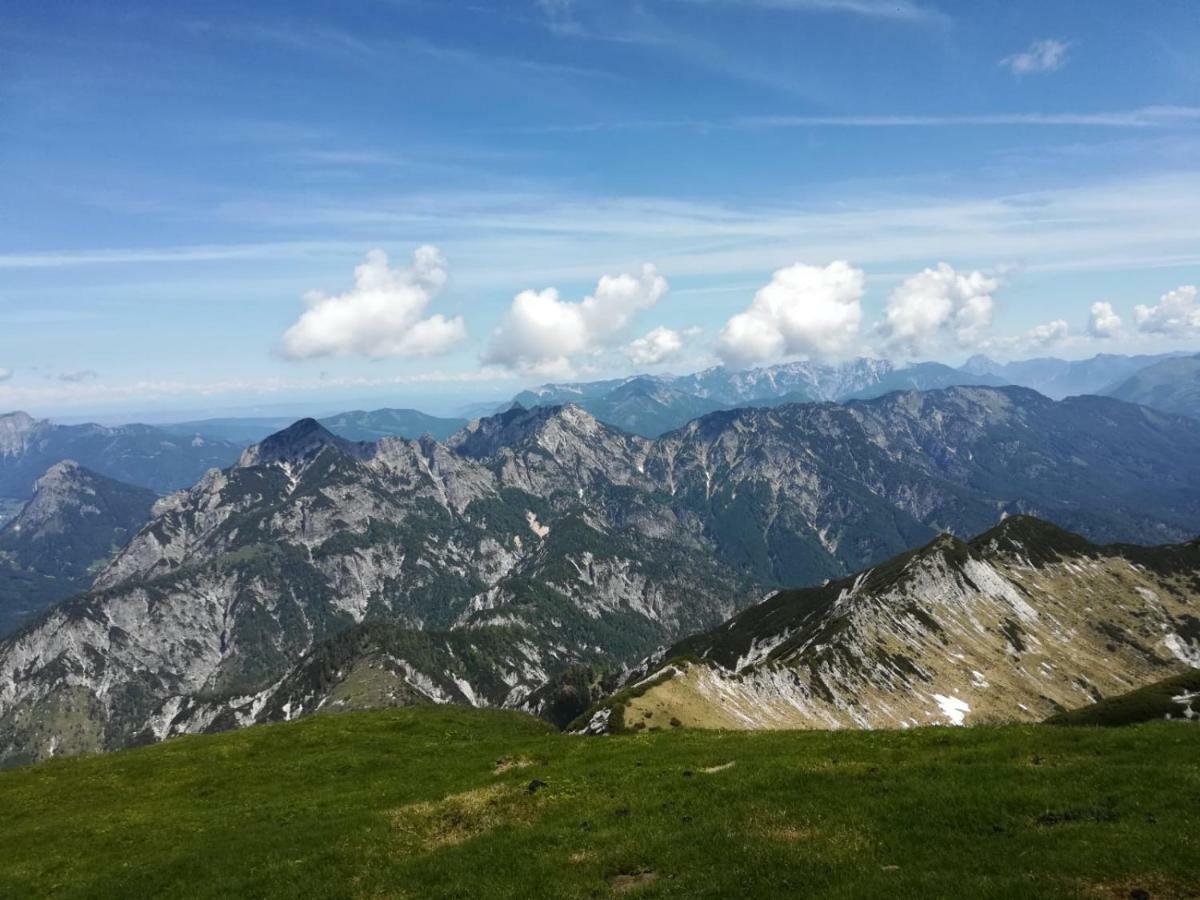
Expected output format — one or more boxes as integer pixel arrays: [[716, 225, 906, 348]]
[[2, 0, 1199, 420]]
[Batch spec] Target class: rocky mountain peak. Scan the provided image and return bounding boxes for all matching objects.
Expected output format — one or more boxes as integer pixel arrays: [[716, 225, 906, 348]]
[[447, 403, 613, 460], [16, 460, 98, 530], [35, 458, 84, 485], [961, 354, 1001, 376], [0, 411, 37, 428], [237, 418, 367, 469], [970, 515, 1096, 565], [0, 411, 45, 457]]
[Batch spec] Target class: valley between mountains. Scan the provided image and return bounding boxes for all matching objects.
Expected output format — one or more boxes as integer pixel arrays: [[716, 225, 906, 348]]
[[2, 385, 1200, 766]]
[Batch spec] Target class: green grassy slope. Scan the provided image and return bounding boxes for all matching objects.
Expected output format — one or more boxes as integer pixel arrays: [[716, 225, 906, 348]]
[[0, 708, 1197, 899], [1047, 669, 1200, 727]]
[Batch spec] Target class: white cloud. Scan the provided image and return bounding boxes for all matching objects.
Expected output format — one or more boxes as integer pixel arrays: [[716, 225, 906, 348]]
[[627, 326, 696, 366], [879, 263, 1000, 356], [0, 368, 11, 383], [1134, 284, 1200, 336], [1001, 39, 1071, 75], [281, 247, 467, 360], [1024, 319, 1069, 348], [716, 261, 865, 368], [483, 264, 669, 376], [1088, 301, 1123, 339]]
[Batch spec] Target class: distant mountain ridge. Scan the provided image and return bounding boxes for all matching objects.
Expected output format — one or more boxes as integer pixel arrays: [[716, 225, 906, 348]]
[[3, 387, 1200, 764], [160, 408, 468, 444], [0, 462, 156, 637], [1103, 354, 1200, 421], [510, 353, 1194, 437], [962, 351, 1188, 399], [0, 412, 240, 500]]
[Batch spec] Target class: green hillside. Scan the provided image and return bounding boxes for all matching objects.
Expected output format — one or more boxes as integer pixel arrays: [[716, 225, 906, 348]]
[[1, 707, 1197, 899], [1047, 669, 1200, 727]]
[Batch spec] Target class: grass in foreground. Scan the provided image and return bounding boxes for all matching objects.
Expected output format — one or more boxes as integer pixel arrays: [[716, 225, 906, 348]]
[[0, 708, 1197, 899]]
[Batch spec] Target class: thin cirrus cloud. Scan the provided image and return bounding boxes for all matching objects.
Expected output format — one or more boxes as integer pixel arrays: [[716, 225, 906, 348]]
[[281, 246, 467, 360], [1000, 38, 1072, 75], [1134, 284, 1200, 336], [482, 264, 669, 378], [514, 105, 1200, 135], [668, 0, 944, 23]]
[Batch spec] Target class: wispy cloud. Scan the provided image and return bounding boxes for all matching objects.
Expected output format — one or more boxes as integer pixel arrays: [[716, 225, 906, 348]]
[[7, 171, 1200, 289], [516, 105, 1200, 134], [0, 370, 517, 412], [674, 0, 946, 25], [740, 107, 1200, 128], [0, 242, 352, 269], [193, 16, 621, 82], [1001, 38, 1072, 75]]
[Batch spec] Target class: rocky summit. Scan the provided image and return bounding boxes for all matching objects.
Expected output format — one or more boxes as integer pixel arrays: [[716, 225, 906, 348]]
[[3, 387, 1200, 765]]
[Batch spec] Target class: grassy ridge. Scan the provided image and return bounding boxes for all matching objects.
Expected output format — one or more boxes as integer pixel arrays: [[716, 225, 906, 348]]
[[0, 708, 1197, 898], [1047, 669, 1200, 727]]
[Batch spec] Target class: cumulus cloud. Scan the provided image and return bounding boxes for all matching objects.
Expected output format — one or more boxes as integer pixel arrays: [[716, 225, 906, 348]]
[[1134, 285, 1200, 336], [281, 247, 466, 360], [1087, 301, 1123, 339], [716, 261, 865, 368], [879, 263, 999, 356], [0, 368, 11, 383], [1024, 319, 1069, 348], [627, 325, 701, 366], [1001, 38, 1071, 75], [483, 264, 669, 377]]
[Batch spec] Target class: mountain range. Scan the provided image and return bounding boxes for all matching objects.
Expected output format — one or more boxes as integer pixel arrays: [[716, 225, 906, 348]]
[[3, 386, 1200, 765], [576, 516, 1200, 733], [961, 351, 1189, 399], [4, 352, 1192, 509], [512, 352, 1192, 437], [512, 358, 1010, 437]]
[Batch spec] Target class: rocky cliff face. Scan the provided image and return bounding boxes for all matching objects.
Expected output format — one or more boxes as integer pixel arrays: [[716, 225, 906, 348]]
[[3, 387, 1200, 765], [0, 462, 156, 637], [579, 517, 1200, 733]]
